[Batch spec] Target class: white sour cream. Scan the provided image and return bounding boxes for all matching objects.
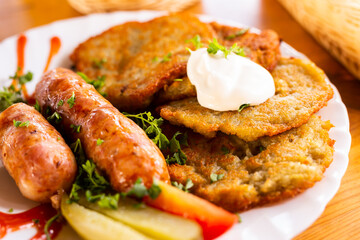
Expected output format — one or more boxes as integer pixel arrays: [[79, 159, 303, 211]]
[[187, 48, 275, 111]]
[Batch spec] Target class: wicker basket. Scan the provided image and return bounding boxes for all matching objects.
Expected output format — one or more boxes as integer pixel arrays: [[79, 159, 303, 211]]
[[277, 0, 360, 79], [67, 0, 199, 13]]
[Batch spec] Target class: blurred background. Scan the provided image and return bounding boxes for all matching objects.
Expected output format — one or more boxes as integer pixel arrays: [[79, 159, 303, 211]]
[[0, 0, 359, 239]]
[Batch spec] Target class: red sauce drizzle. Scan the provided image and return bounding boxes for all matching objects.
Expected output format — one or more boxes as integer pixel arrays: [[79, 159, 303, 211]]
[[43, 37, 61, 73], [11, 35, 27, 91], [0, 204, 62, 240]]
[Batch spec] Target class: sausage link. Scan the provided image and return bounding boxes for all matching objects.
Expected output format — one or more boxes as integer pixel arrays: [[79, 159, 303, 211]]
[[35, 68, 170, 192], [0, 103, 77, 202]]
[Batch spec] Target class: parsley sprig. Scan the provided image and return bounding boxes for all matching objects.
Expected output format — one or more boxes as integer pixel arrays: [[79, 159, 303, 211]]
[[68, 139, 119, 209], [77, 72, 107, 97], [207, 38, 245, 58], [186, 35, 202, 50], [0, 68, 33, 112], [172, 179, 194, 193], [225, 28, 249, 40], [13, 120, 29, 128], [123, 112, 188, 165]]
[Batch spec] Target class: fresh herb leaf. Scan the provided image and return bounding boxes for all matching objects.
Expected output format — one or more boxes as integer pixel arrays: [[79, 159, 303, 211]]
[[44, 213, 60, 240], [96, 138, 104, 145], [123, 112, 169, 150], [186, 35, 202, 50], [13, 120, 29, 128], [70, 124, 81, 133], [67, 92, 75, 109], [259, 146, 265, 152], [0, 69, 34, 112], [207, 39, 245, 58], [123, 178, 162, 200], [153, 53, 172, 63], [221, 146, 230, 155], [166, 132, 187, 165], [148, 179, 162, 199], [92, 58, 107, 69], [8, 208, 13, 213], [172, 179, 193, 193], [68, 139, 119, 209], [0, 87, 24, 112], [77, 72, 107, 97], [225, 28, 249, 40], [161, 53, 172, 63], [57, 100, 64, 107], [34, 100, 41, 112], [210, 173, 224, 183], [238, 103, 250, 112], [152, 56, 159, 63], [47, 112, 62, 124], [173, 78, 183, 82], [18, 72, 33, 85], [125, 178, 148, 199]]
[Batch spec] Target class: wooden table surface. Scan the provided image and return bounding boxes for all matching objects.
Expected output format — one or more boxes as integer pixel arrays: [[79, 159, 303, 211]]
[[0, 0, 359, 239]]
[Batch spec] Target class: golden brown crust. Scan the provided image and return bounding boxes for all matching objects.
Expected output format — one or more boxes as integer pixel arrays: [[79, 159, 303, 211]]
[[0, 103, 77, 202], [71, 13, 216, 111], [168, 115, 334, 212], [159, 58, 334, 141], [210, 22, 281, 72], [35, 68, 170, 192]]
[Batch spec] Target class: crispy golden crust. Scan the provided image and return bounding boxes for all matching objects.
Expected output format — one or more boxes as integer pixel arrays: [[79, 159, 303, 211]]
[[155, 22, 282, 104], [71, 13, 216, 111], [159, 58, 334, 141], [210, 22, 281, 72], [168, 115, 334, 212]]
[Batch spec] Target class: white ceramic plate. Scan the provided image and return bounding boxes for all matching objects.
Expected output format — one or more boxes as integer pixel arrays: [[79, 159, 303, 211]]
[[0, 11, 351, 240]]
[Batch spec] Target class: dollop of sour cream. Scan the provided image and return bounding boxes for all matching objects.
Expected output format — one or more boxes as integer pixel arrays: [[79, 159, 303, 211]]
[[187, 48, 275, 111]]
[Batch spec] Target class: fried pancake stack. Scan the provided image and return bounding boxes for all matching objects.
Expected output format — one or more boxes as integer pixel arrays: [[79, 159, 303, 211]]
[[71, 13, 335, 212]]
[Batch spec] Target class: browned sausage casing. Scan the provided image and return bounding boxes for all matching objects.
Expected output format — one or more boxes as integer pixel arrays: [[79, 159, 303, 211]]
[[35, 68, 170, 192], [0, 103, 77, 202]]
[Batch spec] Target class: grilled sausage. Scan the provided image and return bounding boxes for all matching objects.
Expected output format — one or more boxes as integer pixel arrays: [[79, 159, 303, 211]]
[[35, 68, 170, 192], [0, 103, 77, 202]]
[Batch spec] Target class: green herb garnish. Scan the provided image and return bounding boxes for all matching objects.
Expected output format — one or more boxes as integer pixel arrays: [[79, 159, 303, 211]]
[[173, 79, 183, 82], [186, 35, 202, 50], [92, 58, 107, 69], [153, 53, 172, 63], [70, 124, 81, 133], [123, 112, 169, 150], [13, 120, 29, 128], [34, 100, 41, 112], [172, 179, 194, 193], [96, 138, 104, 145], [122, 178, 161, 200], [77, 72, 107, 97], [238, 103, 250, 112], [225, 28, 249, 40], [207, 39, 246, 58], [47, 112, 62, 124], [210, 173, 224, 183], [166, 132, 187, 165], [10, 70, 33, 85], [57, 100, 64, 107], [67, 92, 75, 109], [123, 112, 188, 165], [8, 208, 13, 213]]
